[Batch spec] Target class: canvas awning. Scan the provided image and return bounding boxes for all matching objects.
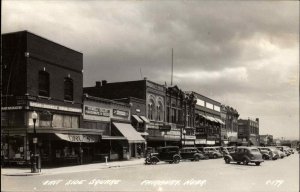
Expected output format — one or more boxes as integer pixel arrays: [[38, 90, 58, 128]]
[[55, 133, 99, 143], [140, 116, 150, 124], [112, 122, 146, 143], [214, 117, 225, 125], [132, 115, 143, 123]]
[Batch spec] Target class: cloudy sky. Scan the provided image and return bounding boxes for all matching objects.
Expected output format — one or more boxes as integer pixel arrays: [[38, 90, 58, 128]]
[[2, 1, 299, 140]]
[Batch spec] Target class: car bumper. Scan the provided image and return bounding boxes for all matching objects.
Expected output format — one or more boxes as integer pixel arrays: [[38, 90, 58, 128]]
[[250, 159, 264, 163]]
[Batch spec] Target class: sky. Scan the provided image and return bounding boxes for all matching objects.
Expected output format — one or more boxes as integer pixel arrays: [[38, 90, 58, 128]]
[[2, 1, 299, 140]]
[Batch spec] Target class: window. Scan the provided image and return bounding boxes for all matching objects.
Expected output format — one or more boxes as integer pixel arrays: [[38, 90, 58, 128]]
[[148, 99, 155, 120], [156, 101, 164, 121], [38, 71, 50, 97], [64, 77, 73, 101]]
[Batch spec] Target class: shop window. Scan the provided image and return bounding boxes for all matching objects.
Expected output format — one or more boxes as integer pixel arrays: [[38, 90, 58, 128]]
[[64, 77, 73, 101], [38, 71, 50, 97]]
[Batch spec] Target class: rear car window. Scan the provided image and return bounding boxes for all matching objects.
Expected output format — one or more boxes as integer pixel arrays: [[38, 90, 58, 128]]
[[251, 149, 260, 153]]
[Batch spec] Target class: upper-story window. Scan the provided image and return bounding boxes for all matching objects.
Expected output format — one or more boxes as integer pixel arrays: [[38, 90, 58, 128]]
[[156, 101, 164, 121], [38, 71, 50, 97], [148, 99, 155, 120], [64, 77, 73, 101]]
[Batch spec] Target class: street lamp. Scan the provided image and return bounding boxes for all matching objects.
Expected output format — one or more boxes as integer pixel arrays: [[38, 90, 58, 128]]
[[31, 111, 38, 173], [183, 129, 186, 147]]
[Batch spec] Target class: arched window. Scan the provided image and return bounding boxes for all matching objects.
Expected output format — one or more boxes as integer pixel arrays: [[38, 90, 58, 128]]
[[64, 77, 73, 101], [148, 99, 155, 120], [156, 101, 164, 121], [38, 71, 50, 97]]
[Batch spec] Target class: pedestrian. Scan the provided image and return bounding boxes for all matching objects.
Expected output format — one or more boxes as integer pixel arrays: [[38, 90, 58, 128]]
[[137, 145, 141, 158]]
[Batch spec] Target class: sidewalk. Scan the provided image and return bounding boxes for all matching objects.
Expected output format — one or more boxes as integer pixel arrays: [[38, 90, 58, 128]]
[[1, 158, 145, 176]]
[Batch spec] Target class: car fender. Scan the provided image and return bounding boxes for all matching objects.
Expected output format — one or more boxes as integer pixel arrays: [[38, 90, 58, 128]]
[[224, 155, 233, 161], [243, 155, 251, 161], [173, 154, 181, 160], [150, 156, 160, 163]]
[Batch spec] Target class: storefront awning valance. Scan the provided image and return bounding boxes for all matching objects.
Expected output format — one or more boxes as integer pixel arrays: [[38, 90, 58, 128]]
[[140, 132, 149, 136], [214, 117, 225, 125], [140, 116, 150, 124], [113, 122, 146, 143], [55, 133, 99, 143], [101, 135, 126, 140], [206, 116, 218, 123], [132, 115, 143, 123]]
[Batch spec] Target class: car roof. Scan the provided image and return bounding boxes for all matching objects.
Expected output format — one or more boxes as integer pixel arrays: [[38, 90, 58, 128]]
[[158, 146, 179, 149]]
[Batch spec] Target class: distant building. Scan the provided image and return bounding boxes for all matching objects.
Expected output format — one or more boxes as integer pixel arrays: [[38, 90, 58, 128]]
[[259, 134, 273, 146], [238, 118, 260, 146]]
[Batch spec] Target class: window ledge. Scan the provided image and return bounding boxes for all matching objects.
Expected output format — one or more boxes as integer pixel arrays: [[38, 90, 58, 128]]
[[64, 100, 74, 104], [38, 95, 51, 100]]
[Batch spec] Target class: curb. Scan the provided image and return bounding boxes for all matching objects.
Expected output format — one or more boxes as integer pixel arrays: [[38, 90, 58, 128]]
[[2, 161, 144, 176]]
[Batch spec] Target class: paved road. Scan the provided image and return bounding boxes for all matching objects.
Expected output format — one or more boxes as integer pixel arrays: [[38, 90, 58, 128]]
[[2, 153, 299, 192]]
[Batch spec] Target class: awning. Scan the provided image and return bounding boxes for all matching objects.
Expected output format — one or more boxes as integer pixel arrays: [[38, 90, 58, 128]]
[[206, 116, 218, 123], [113, 122, 146, 143], [140, 132, 149, 136], [55, 133, 99, 143], [214, 117, 225, 125], [140, 116, 150, 124], [101, 135, 126, 140], [132, 115, 143, 123]]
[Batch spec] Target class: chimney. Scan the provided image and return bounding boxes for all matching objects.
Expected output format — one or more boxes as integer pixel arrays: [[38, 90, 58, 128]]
[[256, 118, 259, 123], [102, 80, 107, 86], [95, 81, 101, 88]]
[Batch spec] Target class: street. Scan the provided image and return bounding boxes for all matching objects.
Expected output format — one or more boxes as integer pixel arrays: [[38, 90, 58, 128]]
[[2, 154, 299, 192]]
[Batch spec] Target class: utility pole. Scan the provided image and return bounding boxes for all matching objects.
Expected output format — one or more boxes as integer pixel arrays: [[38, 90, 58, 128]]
[[171, 48, 173, 86]]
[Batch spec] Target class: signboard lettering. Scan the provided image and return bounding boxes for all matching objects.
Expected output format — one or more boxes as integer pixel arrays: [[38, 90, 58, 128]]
[[113, 109, 129, 117], [85, 106, 110, 117]]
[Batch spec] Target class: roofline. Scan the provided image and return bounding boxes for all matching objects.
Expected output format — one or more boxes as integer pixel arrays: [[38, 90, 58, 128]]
[[2, 30, 83, 54], [187, 91, 221, 105], [83, 94, 130, 107]]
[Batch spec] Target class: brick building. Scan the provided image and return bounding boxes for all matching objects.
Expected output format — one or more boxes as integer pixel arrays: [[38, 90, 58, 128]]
[[191, 92, 224, 146], [1, 31, 97, 166], [238, 118, 260, 146], [221, 105, 239, 146]]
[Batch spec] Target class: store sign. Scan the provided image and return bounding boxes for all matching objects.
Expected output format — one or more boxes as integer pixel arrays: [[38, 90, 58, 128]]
[[195, 139, 206, 144], [206, 140, 216, 145], [29, 102, 82, 113], [113, 109, 129, 117], [1, 106, 23, 110], [85, 106, 110, 117], [159, 125, 171, 131], [55, 133, 99, 143]]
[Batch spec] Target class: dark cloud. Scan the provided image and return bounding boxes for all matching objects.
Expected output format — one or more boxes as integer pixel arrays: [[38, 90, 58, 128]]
[[2, 0, 299, 139]]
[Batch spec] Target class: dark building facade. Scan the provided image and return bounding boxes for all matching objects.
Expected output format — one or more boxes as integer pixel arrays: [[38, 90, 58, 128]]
[[166, 86, 196, 147], [84, 79, 168, 148], [221, 105, 239, 146], [238, 118, 260, 146], [1, 31, 93, 166], [191, 92, 224, 146]]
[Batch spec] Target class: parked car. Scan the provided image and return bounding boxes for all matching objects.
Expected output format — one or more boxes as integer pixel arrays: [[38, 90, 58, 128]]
[[180, 147, 209, 161], [198, 147, 223, 159], [145, 146, 181, 165], [276, 146, 291, 156], [258, 147, 278, 160], [222, 146, 236, 154], [223, 146, 264, 166], [270, 147, 286, 159]]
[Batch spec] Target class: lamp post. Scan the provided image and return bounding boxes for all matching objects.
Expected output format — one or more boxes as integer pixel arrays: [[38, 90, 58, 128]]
[[183, 129, 186, 148], [31, 111, 38, 173]]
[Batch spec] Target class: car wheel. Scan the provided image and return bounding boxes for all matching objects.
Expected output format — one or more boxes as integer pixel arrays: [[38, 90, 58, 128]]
[[225, 158, 230, 164], [173, 156, 180, 164], [255, 162, 261, 166], [194, 156, 200, 161], [213, 154, 218, 159], [150, 158, 158, 165], [243, 159, 249, 165], [237, 162, 241, 164]]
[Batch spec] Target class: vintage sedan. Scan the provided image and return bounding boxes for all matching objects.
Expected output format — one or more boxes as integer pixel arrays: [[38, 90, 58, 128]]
[[258, 147, 279, 160], [145, 146, 181, 165], [180, 147, 209, 161], [224, 147, 264, 166], [198, 147, 223, 159]]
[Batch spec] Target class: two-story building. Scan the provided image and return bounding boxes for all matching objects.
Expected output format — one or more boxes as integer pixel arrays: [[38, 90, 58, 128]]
[[221, 105, 239, 146], [238, 118, 260, 146], [191, 92, 224, 146]]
